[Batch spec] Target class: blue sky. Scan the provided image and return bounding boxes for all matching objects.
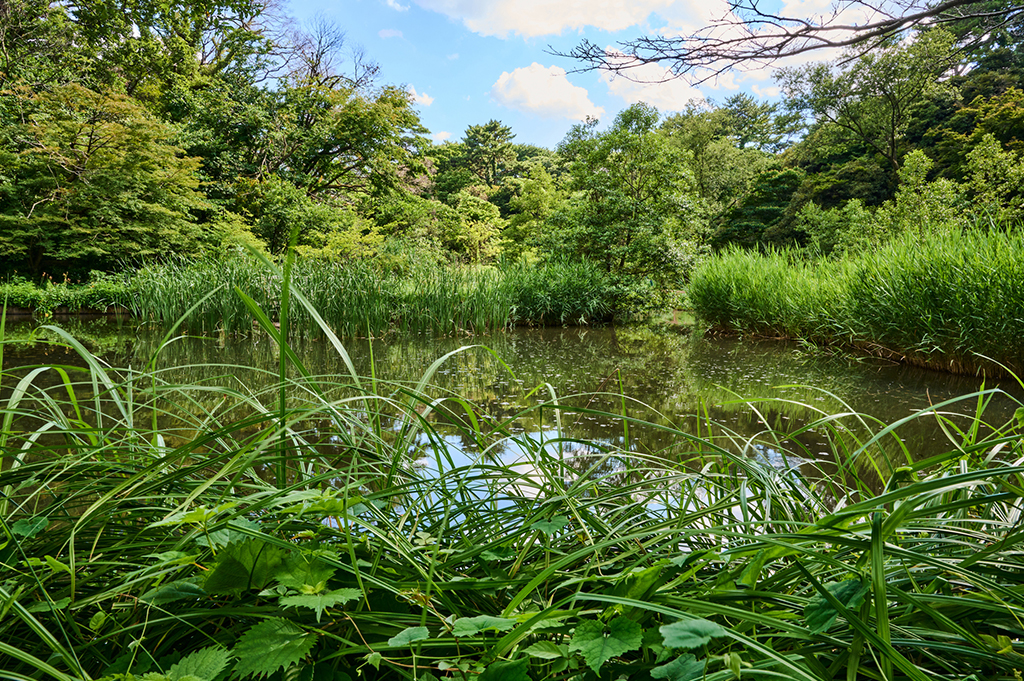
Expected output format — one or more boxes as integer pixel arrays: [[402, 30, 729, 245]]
[[286, 0, 827, 148]]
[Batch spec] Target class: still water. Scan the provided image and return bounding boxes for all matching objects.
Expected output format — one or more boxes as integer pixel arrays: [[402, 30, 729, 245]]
[[4, 316, 1022, 481]]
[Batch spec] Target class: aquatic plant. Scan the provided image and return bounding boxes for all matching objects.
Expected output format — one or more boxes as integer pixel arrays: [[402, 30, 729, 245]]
[[2, 270, 1024, 680], [689, 227, 1024, 374]]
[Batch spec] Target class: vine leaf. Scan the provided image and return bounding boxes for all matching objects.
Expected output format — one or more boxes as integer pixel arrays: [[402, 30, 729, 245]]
[[450, 615, 516, 637], [12, 517, 48, 538], [232, 619, 315, 679], [530, 516, 568, 536], [280, 588, 362, 623], [522, 641, 566, 659], [479, 658, 530, 681], [568, 617, 642, 674], [387, 626, 430, 647], [805, 579, 870, 634], [651, 653, 705, 681], [660, 619, 729, 650], [167, 646, 231, 681]]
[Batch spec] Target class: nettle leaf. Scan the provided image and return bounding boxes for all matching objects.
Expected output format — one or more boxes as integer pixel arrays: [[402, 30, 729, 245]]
[[522, 641, 566, 660], [450, 615, 516, 637], [660, 619, 729, 650], [478, 658, 530, 681], [569, 617, 642, 674], [280, 588, 362, 623], [388, 626, 430, 647], [204, 539, 286, 596], [141, 579, 206, 605], [167, 646, 230, 681], [195, 518, 261, 550], [12, 517, 49, 538], [274, 552, 337, 593], [530, 516, 569, 536], [232, 619, 315, 679], [805, 579, 870, 634], [651, 654, 705, 681]]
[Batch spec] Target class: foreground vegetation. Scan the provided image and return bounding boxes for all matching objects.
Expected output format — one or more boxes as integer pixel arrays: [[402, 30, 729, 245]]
[[3, 278, 1024, 681], [690, 226, 1024, 375]]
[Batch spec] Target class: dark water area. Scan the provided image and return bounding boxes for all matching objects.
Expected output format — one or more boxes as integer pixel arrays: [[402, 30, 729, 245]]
[[4, 316, 1022, 484]]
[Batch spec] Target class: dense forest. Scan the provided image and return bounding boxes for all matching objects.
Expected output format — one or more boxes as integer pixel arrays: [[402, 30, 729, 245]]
[[1, 0, 1022, 319]]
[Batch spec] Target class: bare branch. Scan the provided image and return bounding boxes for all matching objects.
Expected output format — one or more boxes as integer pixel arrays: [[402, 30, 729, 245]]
[[556, 0, 1024, 83]]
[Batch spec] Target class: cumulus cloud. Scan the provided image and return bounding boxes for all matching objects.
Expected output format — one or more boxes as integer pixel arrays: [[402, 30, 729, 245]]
[[378, 28, 403, 39], [751, 84, 781, 98], [412, 0, 678, 38], [432, 131, 452, 142], [385, 0, 409, 10], [491, 63, 604, 120], [408, 86, 434, 106]]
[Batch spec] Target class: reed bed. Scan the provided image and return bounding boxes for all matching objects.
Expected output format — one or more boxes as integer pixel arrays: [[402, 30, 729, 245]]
[[127, 255, 613, 337], [3, 272, 1024, 681], [689, 228, 1024, 374]]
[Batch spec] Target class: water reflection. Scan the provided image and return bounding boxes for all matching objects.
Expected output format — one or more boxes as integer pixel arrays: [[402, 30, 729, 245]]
[[4, 317, 1021, 487]]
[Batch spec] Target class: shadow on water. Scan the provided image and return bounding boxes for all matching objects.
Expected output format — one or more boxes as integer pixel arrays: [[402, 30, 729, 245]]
[[3, 316, 1022, 493]]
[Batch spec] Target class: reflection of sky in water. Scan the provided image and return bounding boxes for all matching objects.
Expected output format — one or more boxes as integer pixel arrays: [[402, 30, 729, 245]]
[[5, 318, 1022, 474]]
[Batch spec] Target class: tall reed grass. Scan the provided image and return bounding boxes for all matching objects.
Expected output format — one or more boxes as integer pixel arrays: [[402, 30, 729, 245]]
[[3, 263, 1024, 680], [689, 228, 1024, 374], [128, 255, 613, 337]]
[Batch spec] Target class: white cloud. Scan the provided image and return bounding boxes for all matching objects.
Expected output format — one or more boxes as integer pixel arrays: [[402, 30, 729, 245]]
[[385, 0, 409, 10], [600, 52, 704, 112], [412, 0, 678, 38], [491, 63, 604, 120], [432, 131, 452, 142], [408, 86, 434, 106], [751, 84, 781, 98], [447, 53, 459, 60], [378, 28, 403, 39]]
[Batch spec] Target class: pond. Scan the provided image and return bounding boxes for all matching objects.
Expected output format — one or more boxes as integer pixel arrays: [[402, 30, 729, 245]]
[[4, 316, 1021, 487]]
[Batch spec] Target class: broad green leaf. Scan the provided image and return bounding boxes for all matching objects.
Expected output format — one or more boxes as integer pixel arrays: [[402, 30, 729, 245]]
[[44, 555, 71, 574], [450, 615, 516, 637], [280, 588, 361, 623], [651, 654, 704, 681], [12, 517, 48, 538], [530, 516, 569, 536], [478, 658, 530, 681], [204, 539, 286, 596], [232, 619, 315, 679], [167, 646, 230, 681], [141, 580, 206, 605], [522, 641, 566, 660], [388, 626, 430, 647], [151, 503, 237, 527], [568, 617, 642, 674], [737, 550, 767, 588], [27, 596, 70, 612], [480, 546, 516, 561], [805, 579, 870, 634], [365, 652, 382, 670], [273, 552, 337, 593], [660, 619, 728, 650], [89, 611, 107, 632]]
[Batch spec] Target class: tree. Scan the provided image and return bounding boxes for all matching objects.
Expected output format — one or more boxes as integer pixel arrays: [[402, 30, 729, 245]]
[[777, 29, 957, 182], [0, 84, 210, 275], [547, 103, 694, 289], [463, 120, 516, 186], [562, 1, 1023, 82]]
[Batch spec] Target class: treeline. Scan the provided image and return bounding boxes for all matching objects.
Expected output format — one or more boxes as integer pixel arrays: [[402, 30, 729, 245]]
[[1, 0, 1022, 318]]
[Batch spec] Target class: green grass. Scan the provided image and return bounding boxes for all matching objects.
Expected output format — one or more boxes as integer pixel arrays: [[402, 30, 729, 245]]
[[3, 262, 1024, 680], [689, 228, 1024, 374], [127, 254, 613, 337]]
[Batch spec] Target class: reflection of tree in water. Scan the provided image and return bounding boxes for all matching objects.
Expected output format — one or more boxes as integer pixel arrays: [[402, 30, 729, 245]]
[[8, 318, 1021, 489]]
